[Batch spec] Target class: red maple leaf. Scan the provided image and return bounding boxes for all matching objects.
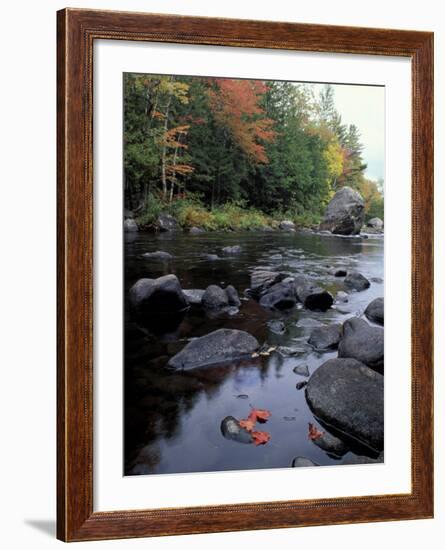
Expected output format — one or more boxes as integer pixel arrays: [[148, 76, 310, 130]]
[[252, 430, 271, 446], [308, 422, 324, 441]]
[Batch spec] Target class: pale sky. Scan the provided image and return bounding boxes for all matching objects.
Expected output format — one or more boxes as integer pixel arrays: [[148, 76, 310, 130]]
[[312, 83, 385, 182]]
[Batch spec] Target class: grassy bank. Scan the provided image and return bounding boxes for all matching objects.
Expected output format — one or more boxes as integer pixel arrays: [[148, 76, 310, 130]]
[[135, 194, 322, 232]]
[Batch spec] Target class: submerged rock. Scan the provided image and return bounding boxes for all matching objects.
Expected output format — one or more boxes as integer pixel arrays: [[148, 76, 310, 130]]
[[338, 317, 384, 372], [319, 186, 365, 235], [222, 245, 242, 255], [342, 453, 384, 465], [291, 457, 319, 467], [296, 381, 308, 390], [305, 358, 384, 452], [365, 297, 384, 325], [142, 250, 173, 260], [259, 280, 297, 310], [267, 320, 286, 335], [292, 364, 310, 377], [124, 218, 138, 232], [167, 328, 259, 370], [202, 253, 220, 261], [335, 291, 349, 303], [308, 324, 342, 351], [129, 274, 188, 314], [344, 271, 370, 292], [220, 416, 252, 444], [250, 270, 284, 296]]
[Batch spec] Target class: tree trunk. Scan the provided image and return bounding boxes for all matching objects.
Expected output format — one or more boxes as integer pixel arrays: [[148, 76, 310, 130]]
[[161, 78, 173, 199]]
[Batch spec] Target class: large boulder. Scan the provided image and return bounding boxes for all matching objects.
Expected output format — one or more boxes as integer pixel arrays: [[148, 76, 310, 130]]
[[259, 280, 297, 311], [365, 297, 384, 325], [367, 217, 384, 231], [157, 213, 178, 232], [124, 218, 138, 232], [167, 328, 259, 370], [305, 358, 384, 452], [202, 285, 229, 309], [279, 220, 296, 231], [294, 276, 334, 311], [129, 274, 188, 314], [320, 187, 365, 235], [338, 317, 384, 372], [308, 324, 342, 351], [250, 270, 285, 297], [183, 289, 205, 306], [344, 272, 370, 292]]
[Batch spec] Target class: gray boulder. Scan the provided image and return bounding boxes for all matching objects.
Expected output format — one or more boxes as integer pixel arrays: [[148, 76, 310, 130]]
[[222, 245, 242, 255], [142, 250, 172, 260], [129, 274, 188, 314], [124, 218, 138, 232], [225, 285, 241, 307], [320, 187, 365, 235], [167, 328, 259, 370], [367, 217, 384, 231], [305, 358, 384, 451], [250, 270, 284, 296], [220, 416, 252, 444], [157, 213, 178, 232], [202, 285, 229, 310], [308, 324, 342, 351], [338, 317, 384, 372], [294, 276, 334, 311], [344, 272, 370, 292], [279, 220, 296, 231], [312, 430, 349, 457], [183, 289, 205, 306], [365, 297, 384, 325], [259, 280, 297, 311], [189, 226, 205, 234]]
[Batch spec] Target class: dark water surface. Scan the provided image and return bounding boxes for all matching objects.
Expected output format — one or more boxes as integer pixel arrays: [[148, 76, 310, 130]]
[[124, 230, 384, 475]]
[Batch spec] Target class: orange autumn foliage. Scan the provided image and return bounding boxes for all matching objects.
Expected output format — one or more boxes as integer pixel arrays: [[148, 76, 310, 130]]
[[238, 408, 272, 446], [308, 422, 324, 441], [208, 79, 275, 164]]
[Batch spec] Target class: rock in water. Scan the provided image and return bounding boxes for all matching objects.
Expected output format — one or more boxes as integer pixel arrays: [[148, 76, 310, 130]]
[[183, 289, 205, 306], [129, 274, 188, 314], [365, 297, 384, 325], [250, 270, 284, 296], [222, 245, 242, 255], [279, 220, 296, 231], [338, 317, 384, 372], [259, 280, 297, 310], [291, 457, 319, 467], [189, 226, 205, 234], [367, 217, 384, 231], [202, 253, 219, 261], [167, 328, 259, 370], [225, 285, 241, 307], [335, 291, 349, 303], [294, 276, 334, 311], [142, 250, 173, 260], [305, 358, 384, 452], [308, 324, 342, 351], [157, 213, 178, 232], [124, 218, 138, 232], [344, 272, 370, 291], [220, 416, 252, 444], [320, 186, 365, 235], [202, 285, 229, 309], [312, 430, 349, 457]]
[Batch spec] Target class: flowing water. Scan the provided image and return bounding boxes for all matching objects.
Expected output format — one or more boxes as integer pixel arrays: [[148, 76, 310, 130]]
[[124, 230, 384, 475]]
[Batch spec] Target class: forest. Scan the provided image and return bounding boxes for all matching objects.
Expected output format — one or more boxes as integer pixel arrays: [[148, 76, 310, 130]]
[[123, 74, 384, 230]]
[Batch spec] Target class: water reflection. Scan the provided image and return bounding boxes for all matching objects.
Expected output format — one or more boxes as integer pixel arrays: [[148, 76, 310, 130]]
[[125, 231, 384, 475]]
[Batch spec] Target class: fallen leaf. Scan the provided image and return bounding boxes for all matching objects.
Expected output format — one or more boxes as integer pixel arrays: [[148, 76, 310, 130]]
[[251, 408, 272, 423], [308, 422, 324, 441], [239, 418, 256, 432], [251, 352, 259, 358], [252, 430, 271, 446]]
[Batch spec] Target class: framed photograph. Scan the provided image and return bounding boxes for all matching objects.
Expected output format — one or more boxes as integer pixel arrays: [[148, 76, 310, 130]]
[[57, 8, 434, 542]]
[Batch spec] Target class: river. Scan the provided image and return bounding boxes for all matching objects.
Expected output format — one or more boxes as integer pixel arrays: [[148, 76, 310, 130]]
[[124, 230, 384, 475]]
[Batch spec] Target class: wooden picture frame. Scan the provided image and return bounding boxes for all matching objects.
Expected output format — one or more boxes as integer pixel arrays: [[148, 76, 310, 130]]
[[57, 8, 434, 542]]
